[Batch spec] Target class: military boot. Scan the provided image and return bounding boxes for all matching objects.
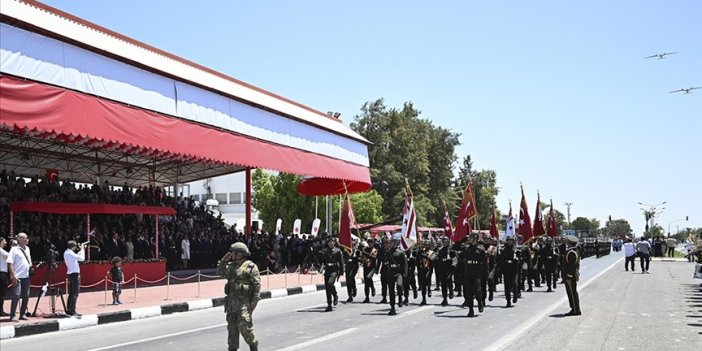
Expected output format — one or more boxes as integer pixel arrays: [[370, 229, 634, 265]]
[[506, 301, 512, 308], [250, 342, 259, 351], [547, 287, 552, 292], [324, 304, 332, 312], [413, 289, 418, 299], [488, 291, 493, 301], [428, 290, 432, 297], [346, 297, 353, 302], [440, 298, 448, 307], [380, 297, 387, 304], [467, 309, 475, 317], [419, 297, 427, 306], [403, 297, 409, 306], [478, 300, 484, 313], [333, 295, 339, 306], [388, 307, 397, 316], [362, 297, 370, 303]]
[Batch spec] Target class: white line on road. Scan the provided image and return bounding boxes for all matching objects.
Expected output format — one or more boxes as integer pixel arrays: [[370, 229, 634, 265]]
[[275, 327, 358, 351], [82, 323, 227, 351], [295, 303, 327, 311], [484, 256, 624, 351]]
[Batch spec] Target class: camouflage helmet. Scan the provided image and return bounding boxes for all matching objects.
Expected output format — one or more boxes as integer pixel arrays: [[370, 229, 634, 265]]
[[229, 242, 250, 257]]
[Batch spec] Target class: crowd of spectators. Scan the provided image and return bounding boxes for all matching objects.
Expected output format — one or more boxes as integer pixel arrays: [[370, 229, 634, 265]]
[[0, 170, 336, 273]]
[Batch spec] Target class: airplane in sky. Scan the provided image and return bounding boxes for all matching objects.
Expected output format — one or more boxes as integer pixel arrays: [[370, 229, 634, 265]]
[[645, 52, 678, 59], [669, 87, 701, 94]]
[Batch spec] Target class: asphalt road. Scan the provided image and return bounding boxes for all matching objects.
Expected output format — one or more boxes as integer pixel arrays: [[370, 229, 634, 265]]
[[2, 251, 699, 351]]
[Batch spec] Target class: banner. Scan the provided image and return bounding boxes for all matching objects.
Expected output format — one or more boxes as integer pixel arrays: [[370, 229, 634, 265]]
[[518, 186, 533, 242], [311, 218, 321, 237], [400, 184, 417, 249], [547, 199, 558, 237], [533, 193, 545, 237], [453, 182, 476, 243], [293, 219, 301, 235], [338, 193, 355, 253], [275, 218, 282, 235]]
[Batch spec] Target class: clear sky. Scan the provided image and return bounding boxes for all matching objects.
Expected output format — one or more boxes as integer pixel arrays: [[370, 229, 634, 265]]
[[39, 0, 701, 235]]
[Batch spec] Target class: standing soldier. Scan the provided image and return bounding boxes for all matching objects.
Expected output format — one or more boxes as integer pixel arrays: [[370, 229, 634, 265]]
[[403, 244, 418, 305], [380, 236, 407, 315], [218, 242, 261, 351], [316, 237, 344, 312], [497, 236, 519, 307], [563, 235, 581, 316], [436, 236, 455, 306], [417, 238, 435, 305], [360, 238, 378, 303], [461, 234, 485, 317], [540, 237, 558, 292], [344, 243, 359, 302]]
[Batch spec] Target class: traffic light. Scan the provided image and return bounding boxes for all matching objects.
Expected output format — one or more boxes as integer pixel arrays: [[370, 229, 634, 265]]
[[686, 216, 688, 221], [608, 215, 612, 222]]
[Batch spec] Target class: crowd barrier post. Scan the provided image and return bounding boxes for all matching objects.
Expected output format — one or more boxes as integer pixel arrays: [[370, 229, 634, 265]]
[[197, 270, 201, 298], [266, 268, 270, 290], [65, 278, 68, 294], [104, 275, 108, 306], [133, 274, 137, 303], [283, 267, 288, 288], [166, 272, 171, 300], [297, 265, 301, 286], [310, 267, 314, 284]]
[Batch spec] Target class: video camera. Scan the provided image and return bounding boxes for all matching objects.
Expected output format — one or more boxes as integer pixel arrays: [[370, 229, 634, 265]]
[[45, 243, 59, 272]]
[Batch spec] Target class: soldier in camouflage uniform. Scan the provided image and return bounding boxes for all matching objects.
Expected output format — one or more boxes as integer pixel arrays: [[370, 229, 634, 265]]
[[218, 242, 261, 351]]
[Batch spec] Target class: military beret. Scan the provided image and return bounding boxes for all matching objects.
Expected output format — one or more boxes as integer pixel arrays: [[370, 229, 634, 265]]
[[566, 235, 579, 244]]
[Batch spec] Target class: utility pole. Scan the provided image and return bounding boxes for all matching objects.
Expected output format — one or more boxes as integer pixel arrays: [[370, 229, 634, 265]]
[[564, 202, 573, 225]]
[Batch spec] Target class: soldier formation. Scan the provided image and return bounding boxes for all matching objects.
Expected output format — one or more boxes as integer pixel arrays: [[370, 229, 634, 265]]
[[307, 232, 598, 318]]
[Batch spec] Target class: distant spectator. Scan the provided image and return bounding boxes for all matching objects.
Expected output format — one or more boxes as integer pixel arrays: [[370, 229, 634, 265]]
[[665, 237, 676, 257], [623, 238, 636, 272], [635, 237, 652, 273], [6, 232, 32, 321], [181, 234, 191, 270]]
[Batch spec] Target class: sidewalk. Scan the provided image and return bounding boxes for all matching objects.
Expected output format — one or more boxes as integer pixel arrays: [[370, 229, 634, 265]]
[[1, 268, 357, 339]]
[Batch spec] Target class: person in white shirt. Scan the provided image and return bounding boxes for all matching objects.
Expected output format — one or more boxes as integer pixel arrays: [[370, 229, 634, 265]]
[[6, 232, 32, 321], [64, 240, 86, 316], [0, 236, 9, 317], [181, 234, 191, 270], [623, 238, 637, 272]]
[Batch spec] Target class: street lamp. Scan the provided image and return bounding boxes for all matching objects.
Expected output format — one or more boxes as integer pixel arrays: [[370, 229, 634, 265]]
[[638, 201, 667, 237], [668, 216, 689, 236]]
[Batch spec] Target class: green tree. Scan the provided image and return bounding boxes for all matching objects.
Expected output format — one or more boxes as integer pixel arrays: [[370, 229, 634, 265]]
[[453, 155, 500, 230], [251, 170, 315, 234], [571, 217, 592, 235], [351, 99, 460, 227], [602, 219, 633, 239]]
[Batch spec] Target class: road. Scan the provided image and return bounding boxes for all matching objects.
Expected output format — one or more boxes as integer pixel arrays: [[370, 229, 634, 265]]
[[2, 251, 699, 351]]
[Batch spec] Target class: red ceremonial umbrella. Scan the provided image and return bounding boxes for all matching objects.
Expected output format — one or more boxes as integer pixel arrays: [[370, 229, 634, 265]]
[[296, 177, 372, 196]]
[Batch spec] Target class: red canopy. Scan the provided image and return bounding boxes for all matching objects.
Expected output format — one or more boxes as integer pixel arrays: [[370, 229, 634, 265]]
[[296, 177, 372, 196], [10, 202, 176, 215]]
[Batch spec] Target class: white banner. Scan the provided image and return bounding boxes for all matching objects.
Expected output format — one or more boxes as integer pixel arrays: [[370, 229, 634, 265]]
[[293, 219, 302, 235], [310, 218, 321, 236], [275, 218, 282, 235]]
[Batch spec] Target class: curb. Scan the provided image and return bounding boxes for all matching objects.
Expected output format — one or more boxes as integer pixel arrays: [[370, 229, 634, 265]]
[[0, 278, 356, 340]]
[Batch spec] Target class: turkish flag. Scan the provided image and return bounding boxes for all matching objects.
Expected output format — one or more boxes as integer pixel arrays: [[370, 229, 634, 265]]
[[338, 193, 355, 254], [453, 182, 476, 243], [547, 199, 558, 237], [46, 168, 59, 183], [489, 206, 499, 238], [533, 193, 545, 237], [518, 187, 533, 242]]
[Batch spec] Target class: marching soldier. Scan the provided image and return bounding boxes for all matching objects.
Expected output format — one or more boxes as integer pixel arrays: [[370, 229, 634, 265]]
[[453, 240, 465, 298], [497, 236, 519, 307], [316, 237, 344, 312], [563, 235, 581, 316], [518, 240, 534, 293], [461, 234, 485, 317], [218, 242, 261, 351], [360, 238, 378, 303], [482, 236, 497, 304], [417, 238, 435, 305], [378, 236, 390, 304], [540, 237, 558, 292], [380, 236, 407, 315], [403, 244, 418, 305], [436, 236, 455, 306], [344, 243, 360, 302]]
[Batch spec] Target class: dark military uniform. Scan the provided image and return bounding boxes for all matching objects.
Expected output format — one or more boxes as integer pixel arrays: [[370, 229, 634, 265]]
[[344, 249, 359, 302], [563, 238, 581, 316], [461, 240, 485, 316], [360, 242, 377, 302], [497, 240, 519, 307], [453, 241, 465, 298], [482, 241, 497, 303], [403, 246, 418, 305], [518, 244, 534, 292], [435, 242, 455, 306], [379, 245, 407, 315], [417, 244, 434, 305], [316, 242, 344, 311], [217, 255, 261, 351], [540, 242, 558, 292]]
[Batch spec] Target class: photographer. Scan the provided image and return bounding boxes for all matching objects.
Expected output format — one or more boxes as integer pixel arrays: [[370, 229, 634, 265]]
[[63, 240, 86, 316], [6, 232, 32, 321]]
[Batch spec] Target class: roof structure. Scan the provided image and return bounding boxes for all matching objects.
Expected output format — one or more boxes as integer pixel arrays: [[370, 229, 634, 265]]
[[0, 0, 371, 188]]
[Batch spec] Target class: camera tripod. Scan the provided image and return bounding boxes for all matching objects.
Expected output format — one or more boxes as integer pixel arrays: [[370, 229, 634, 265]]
[[31, 257, 68, 318]]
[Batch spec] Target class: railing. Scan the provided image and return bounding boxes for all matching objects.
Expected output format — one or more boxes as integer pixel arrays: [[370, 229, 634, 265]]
[[28, 265, 328, 307]]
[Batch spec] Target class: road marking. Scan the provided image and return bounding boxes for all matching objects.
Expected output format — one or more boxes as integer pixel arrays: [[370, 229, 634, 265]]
[[295, 303, 327, 311], [82, 323, 227, 351], [275, 327, 358, 351], [395, 305, 433, 319], [484, 256, 624, 351]]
